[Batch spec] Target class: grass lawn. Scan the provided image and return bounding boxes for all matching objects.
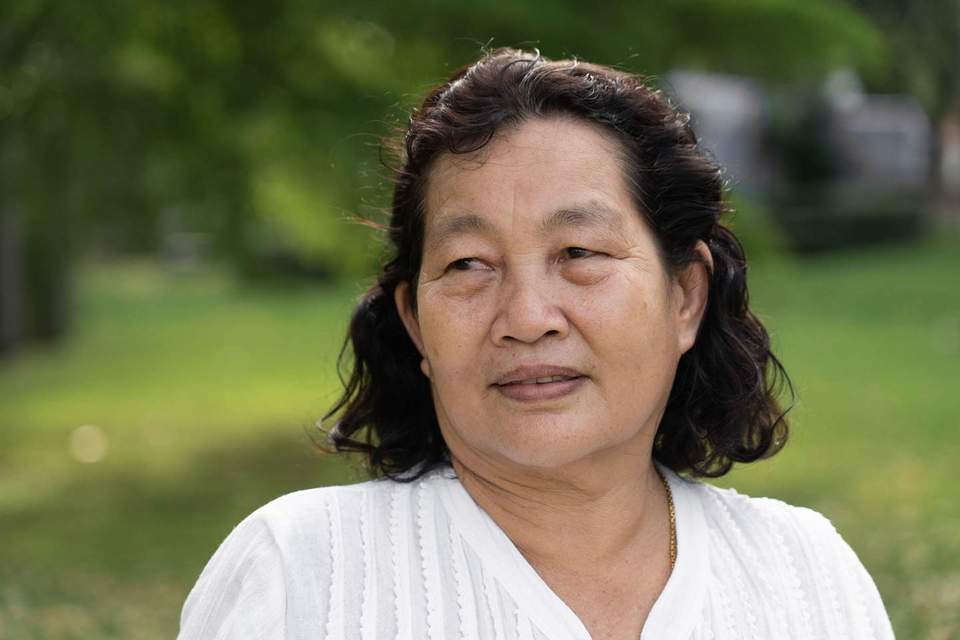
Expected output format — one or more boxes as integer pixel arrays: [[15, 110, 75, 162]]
[[1, 234, 958, 638]]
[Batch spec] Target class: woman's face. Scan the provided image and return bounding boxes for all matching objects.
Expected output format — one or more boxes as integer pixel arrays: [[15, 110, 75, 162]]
[[395, 116, 709, 473]]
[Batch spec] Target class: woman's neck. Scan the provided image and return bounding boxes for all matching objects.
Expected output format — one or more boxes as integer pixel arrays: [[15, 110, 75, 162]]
[[450, 452, 667, 571]]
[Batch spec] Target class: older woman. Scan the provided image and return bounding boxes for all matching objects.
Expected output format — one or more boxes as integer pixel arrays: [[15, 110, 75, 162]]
[[178, 49, 895, 639]]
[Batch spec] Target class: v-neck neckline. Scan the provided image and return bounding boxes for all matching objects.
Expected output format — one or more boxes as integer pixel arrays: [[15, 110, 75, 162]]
[[430, 461, 709, 640]]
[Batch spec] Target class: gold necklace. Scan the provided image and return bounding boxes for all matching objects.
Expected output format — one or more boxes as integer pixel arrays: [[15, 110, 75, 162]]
[[654, 466, 677, 570]]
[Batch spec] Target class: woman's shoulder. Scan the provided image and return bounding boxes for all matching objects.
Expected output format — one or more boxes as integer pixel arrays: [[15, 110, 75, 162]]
[[257, 475, 387, 515], [177, 480, 391, 639], [179, 471, 436, 639], [250, 474, 403, 538], [247, 465, 453, 547], [680, 477, 895, 639], [688, 478, 842, 542], [686, 477, 863, 574]]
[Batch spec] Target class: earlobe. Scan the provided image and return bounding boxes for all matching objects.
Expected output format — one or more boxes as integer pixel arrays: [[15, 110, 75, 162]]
[[676, 240, 713, 354]]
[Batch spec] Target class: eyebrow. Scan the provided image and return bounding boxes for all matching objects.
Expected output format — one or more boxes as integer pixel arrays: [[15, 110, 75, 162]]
[[540, 201, 624, 234], [425, 200, 625, 251], [425, 213, 493, 253]]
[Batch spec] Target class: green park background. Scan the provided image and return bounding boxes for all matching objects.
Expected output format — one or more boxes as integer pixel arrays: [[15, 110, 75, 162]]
[[1, 1, 959, 638]]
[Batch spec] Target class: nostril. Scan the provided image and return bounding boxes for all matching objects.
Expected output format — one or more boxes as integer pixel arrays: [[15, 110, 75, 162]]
[[491, 286, 569, 345]]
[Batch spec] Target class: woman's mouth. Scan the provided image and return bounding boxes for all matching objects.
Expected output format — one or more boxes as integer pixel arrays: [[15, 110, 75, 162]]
[[494, 375, 586, 401]]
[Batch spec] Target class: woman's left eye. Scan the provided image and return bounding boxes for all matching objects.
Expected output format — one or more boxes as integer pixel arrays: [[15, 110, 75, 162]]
[[563, 247, 597, 260]]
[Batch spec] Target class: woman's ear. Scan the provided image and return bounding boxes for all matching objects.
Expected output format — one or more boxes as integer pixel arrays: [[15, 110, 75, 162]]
[[393, 281, 431, 378], [674, 240, 713, 355]]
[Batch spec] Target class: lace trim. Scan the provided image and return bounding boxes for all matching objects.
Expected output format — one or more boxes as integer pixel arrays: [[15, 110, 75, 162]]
[[390, 484, 413, 638], [708, 491, 764, 639], [359, 490, 378, 640], [324, 492, 345, 639], [516, 606, 535, 640], [757, 502, 814, 636], [417, 482, 445, 639], [804, 513, 849, 640], [706, 533, 737, 639], [710, 490, 795, 636], [481, 562, 507, 640], [450, 521, 477, 638]]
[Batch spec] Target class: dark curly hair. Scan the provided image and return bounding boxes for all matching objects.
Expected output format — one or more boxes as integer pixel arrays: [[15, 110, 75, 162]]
[[322, 47, 793, 480]]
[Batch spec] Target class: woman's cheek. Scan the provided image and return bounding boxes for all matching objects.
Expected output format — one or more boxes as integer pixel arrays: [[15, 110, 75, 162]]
[[436, 271, 498, 301], [420, 274, 496, 337]]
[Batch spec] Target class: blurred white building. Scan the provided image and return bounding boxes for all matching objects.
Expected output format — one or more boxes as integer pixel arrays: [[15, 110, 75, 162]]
[[665, 71, 772, 193]]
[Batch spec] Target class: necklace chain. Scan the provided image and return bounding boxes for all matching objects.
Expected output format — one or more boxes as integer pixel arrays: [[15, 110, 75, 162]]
[[654, 466, 677, 570]]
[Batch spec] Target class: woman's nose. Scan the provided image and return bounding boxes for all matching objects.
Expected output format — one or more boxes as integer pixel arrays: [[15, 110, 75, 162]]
[[490, 271, 569, 346]]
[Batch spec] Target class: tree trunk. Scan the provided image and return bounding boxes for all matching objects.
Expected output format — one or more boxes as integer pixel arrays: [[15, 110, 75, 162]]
[[0, 205, 24, 357]]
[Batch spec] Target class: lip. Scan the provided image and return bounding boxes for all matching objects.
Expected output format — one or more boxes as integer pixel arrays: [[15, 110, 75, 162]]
[[492, 365, 587, 386], [492, 364, 588, 402]]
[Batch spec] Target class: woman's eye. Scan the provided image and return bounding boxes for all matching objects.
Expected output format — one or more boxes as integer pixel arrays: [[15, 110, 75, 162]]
[[447, 258, 480, 271], [564, 247, 596, 260]]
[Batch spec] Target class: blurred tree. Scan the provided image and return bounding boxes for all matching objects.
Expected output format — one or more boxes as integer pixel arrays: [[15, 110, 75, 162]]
[[846, 0, 960, 228], [1, 0, 892, 349], [848, 0, 959, 119]]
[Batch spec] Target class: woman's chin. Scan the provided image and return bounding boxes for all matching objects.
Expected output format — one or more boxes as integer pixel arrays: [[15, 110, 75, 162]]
[[486, 431, 622, 472], [444, 410, 650, 474]]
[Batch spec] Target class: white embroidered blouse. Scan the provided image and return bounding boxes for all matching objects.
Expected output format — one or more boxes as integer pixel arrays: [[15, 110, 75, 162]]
[[177, 462, 895, 639]]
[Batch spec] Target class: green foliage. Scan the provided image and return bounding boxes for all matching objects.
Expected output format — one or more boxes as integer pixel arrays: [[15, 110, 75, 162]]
[[650, 0, 886, 81], [848, 0, 960, 118], [0, 0, 895, 284], [724, 192, 788, 264]]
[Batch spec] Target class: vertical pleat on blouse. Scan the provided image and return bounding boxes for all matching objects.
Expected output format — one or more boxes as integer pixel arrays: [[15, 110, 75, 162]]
[[389, 481, 414, 639], [417, 482, 446, 640], [359, 489, 379, 640], [324, 491, 345, 640], [450, 519, 478, 638]]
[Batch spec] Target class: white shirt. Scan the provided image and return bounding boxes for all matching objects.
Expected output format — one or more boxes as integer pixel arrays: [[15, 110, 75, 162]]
[[177, 462, 895, 639]]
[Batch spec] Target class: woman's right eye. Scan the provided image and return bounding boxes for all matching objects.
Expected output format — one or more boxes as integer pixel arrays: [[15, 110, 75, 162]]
[[447, 258, 478, 271]]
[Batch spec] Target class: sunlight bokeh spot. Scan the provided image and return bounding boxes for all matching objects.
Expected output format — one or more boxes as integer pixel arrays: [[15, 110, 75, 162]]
[[68, 425, 109, 464]]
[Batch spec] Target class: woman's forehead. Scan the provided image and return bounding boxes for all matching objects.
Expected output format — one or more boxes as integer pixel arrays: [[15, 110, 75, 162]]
[[422, 118, 637, 241], [427, 117, 625, 189]]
